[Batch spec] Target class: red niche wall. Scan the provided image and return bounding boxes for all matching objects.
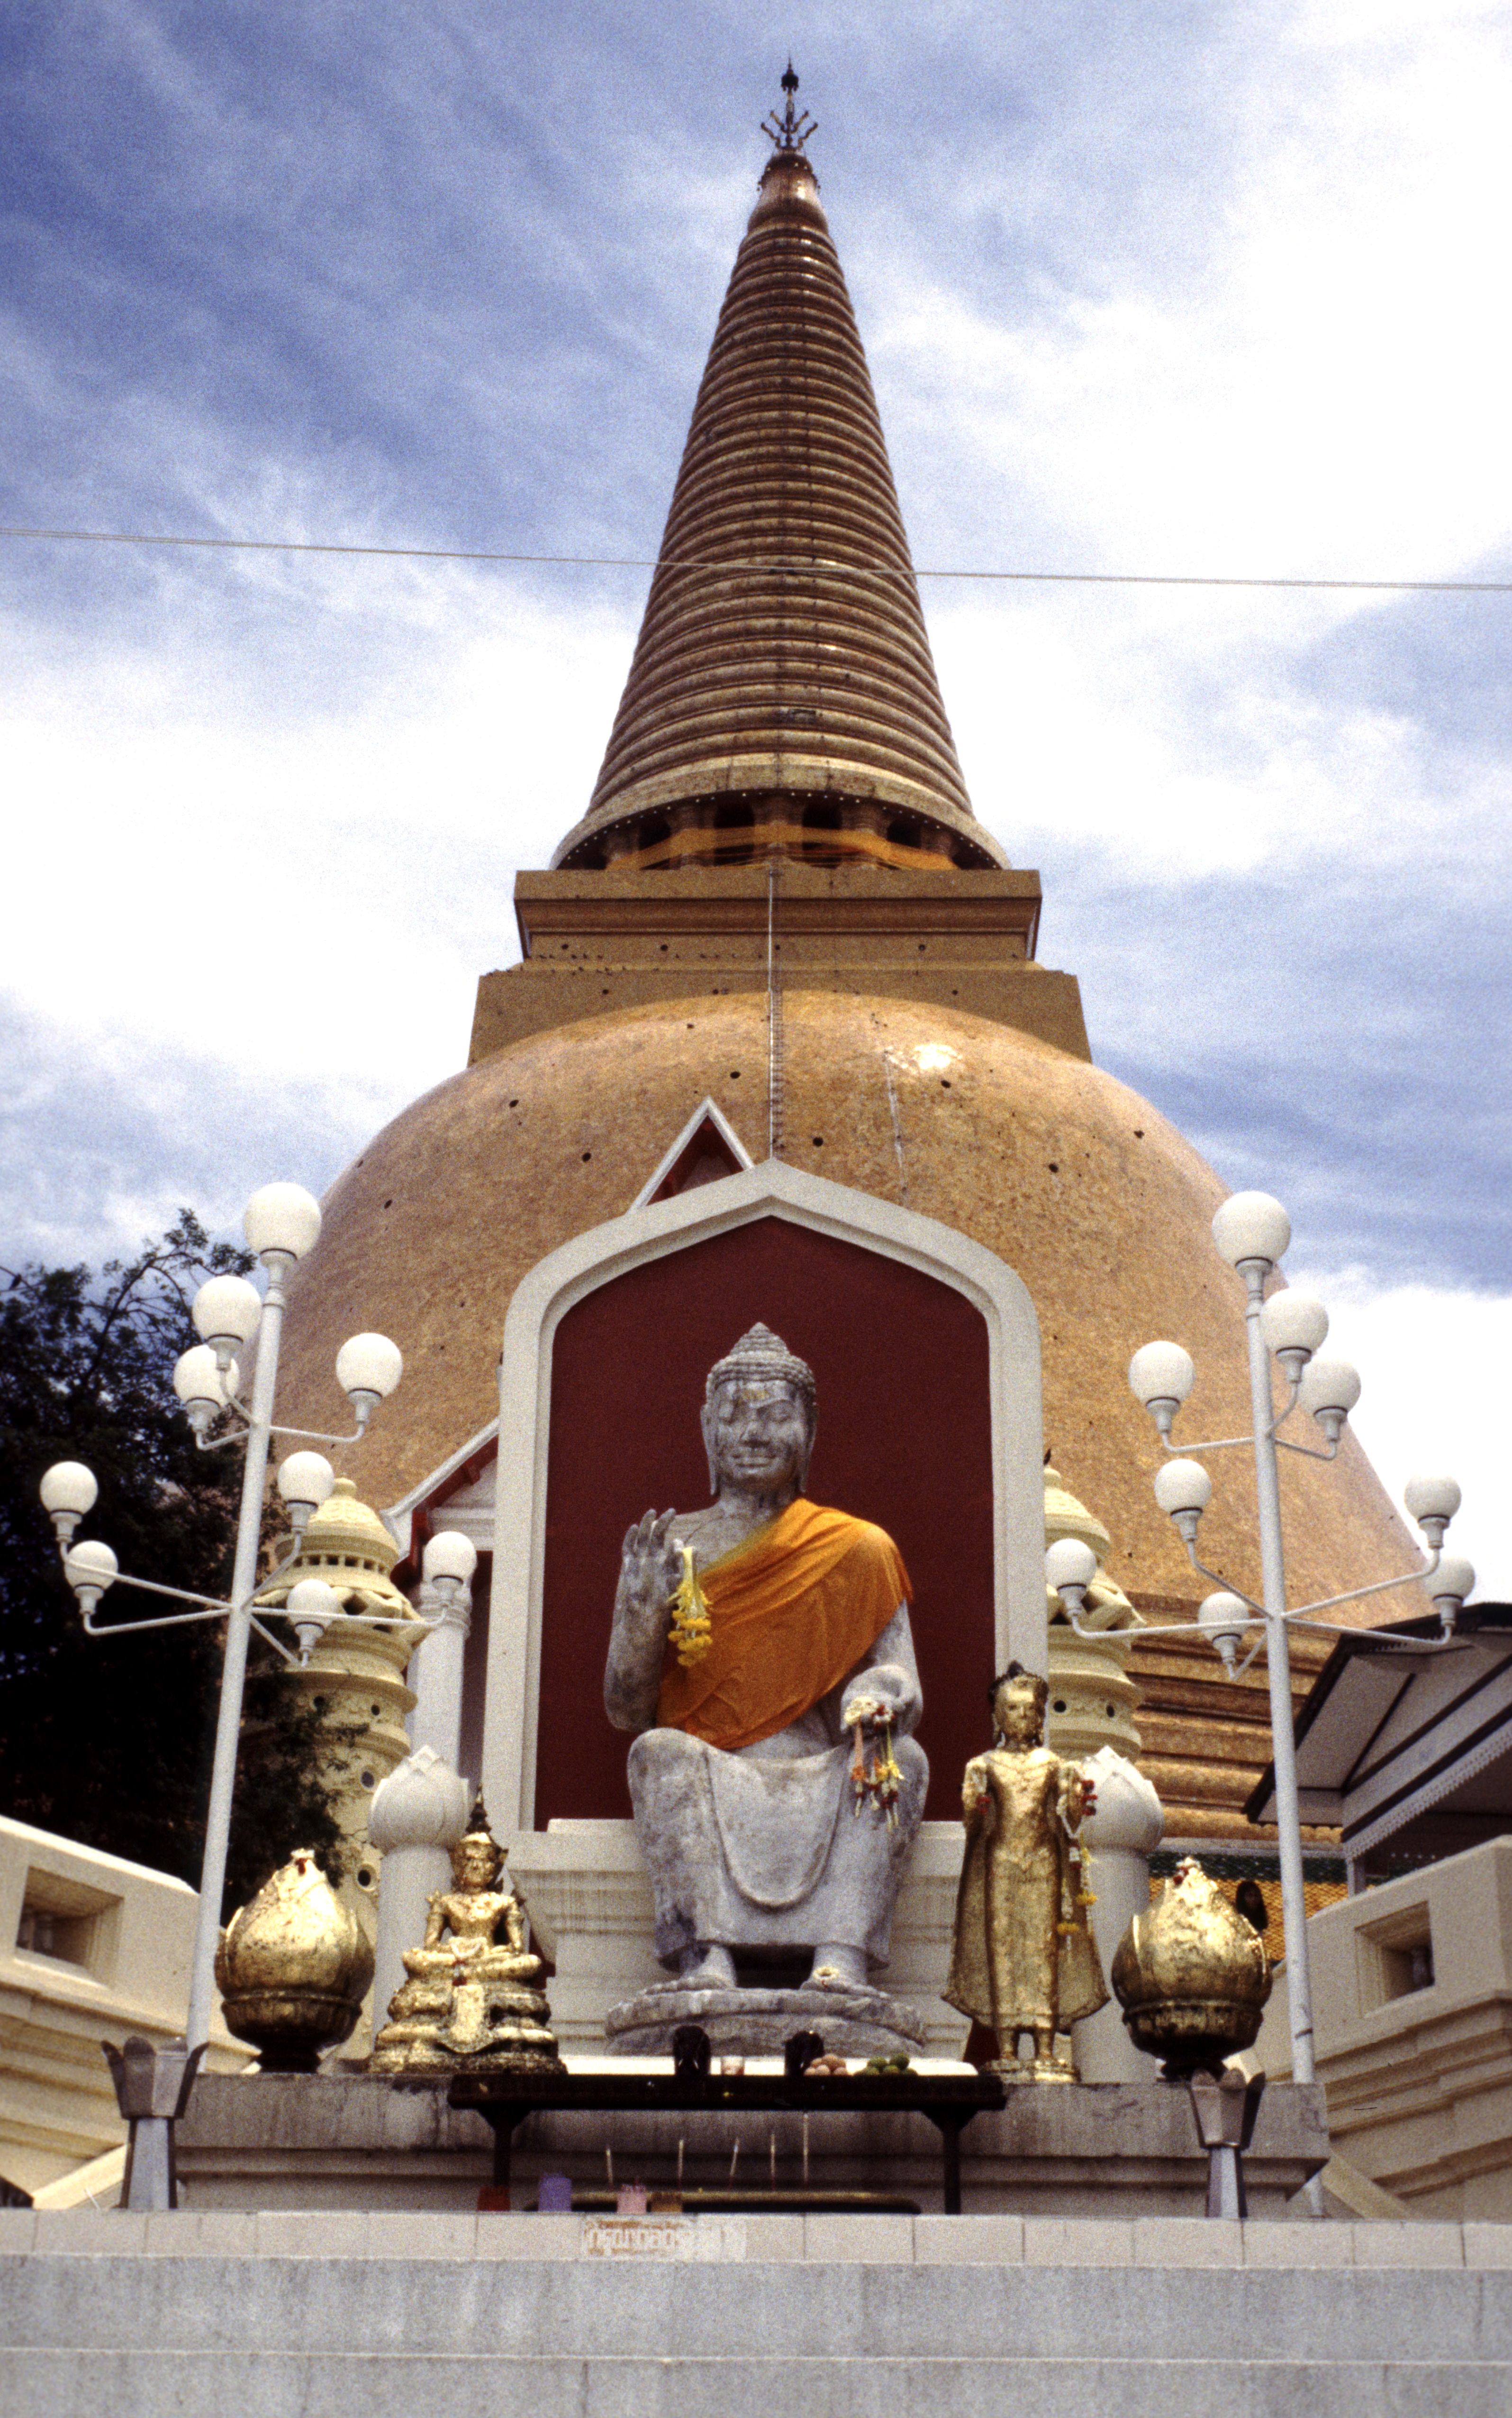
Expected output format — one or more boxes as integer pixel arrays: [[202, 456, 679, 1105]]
[[534, 1216, 996, 1827]]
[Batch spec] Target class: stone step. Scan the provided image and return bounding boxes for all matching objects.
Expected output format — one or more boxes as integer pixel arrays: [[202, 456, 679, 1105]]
[[6, 2350, 1511, 2418], [4, 2211, 1509, 2418]]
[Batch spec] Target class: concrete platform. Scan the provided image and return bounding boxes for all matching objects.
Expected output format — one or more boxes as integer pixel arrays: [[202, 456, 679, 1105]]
[[3, 2210, 1510, 2417], [175, 2070, 1329, 2216]]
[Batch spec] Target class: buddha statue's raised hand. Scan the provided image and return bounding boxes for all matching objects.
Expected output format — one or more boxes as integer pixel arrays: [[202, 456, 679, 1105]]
[[618, 1507, 683, 1622], [607, 1507, 684, 1730]]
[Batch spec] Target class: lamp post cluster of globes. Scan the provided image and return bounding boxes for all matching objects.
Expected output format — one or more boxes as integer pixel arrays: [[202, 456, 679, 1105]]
[[1042, 1189, 1470, 2124], [35, 1183, 476, 2053]]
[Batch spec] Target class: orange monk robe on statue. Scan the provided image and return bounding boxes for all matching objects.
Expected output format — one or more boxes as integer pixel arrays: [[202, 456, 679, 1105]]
[[655, 1500, 912, 1752]]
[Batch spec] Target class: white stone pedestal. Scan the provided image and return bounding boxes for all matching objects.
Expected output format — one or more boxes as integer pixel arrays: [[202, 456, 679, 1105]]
[[508, 1820, 969, 2056], [603, 1980, 927, 2059], [368, 1579, 475, 2025], [1071, 1748, 1164, 2085]]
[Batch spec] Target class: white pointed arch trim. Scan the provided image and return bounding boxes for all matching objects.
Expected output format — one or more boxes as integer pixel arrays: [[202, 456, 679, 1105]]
[[627, 1095, 755, 1210], [482, 1158, 1045, 1834]]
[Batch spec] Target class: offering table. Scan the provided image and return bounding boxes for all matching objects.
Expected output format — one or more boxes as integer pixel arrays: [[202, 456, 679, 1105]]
[[448, 2067, 1005, 2214]]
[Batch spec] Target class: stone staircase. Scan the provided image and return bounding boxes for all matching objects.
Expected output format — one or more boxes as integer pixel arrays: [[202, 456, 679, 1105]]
[[4, 2208, 1510, 2416]]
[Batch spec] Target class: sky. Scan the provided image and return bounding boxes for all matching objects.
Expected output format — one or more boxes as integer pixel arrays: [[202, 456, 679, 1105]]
[[3, 0, 1509, 1595]]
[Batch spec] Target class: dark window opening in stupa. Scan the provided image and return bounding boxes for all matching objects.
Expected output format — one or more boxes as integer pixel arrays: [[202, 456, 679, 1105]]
[[709, 798, 758, 863], [799, 797, 847, 865]]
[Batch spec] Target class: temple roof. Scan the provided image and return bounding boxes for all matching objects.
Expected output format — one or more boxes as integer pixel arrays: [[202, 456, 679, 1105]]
[[552, 79, 1007, 876]]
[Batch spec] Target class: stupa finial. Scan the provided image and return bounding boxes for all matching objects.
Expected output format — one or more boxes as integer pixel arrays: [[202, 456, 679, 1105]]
[[552, 61, 1003, 876], [762, 60, 815, 154]]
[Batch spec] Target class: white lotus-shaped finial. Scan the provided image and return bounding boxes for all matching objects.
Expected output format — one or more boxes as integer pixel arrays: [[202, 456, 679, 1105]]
[[367, 1746, 472, 1853], [1078, 1747, 1164, 1855]]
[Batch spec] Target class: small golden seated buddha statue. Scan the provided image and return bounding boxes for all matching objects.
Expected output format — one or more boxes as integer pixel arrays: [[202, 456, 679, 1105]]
[[370, 1803, 562, 2074]]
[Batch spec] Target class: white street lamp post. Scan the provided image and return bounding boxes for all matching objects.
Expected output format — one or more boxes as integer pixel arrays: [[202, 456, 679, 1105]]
[[1237, 1217, 1317, 2098], [185, 1213, 294, 2047], [367, 1530, 481, 2022], [1050, 1191, 1471, 2212], [37, 1179, 472, 2062]]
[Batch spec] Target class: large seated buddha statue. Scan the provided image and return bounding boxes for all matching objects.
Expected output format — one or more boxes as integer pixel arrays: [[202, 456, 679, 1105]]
[[603, 1324, 929, 2056]]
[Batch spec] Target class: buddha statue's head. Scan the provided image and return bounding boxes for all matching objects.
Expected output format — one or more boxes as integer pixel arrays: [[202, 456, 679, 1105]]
[[450, 1800, 505, 1892], [702, 1323, 817, 1498], [989, 1662, 1049, 1748]]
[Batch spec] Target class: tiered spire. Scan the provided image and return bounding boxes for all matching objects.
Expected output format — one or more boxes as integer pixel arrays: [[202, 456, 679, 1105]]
[[552, 72, 1006, 874]]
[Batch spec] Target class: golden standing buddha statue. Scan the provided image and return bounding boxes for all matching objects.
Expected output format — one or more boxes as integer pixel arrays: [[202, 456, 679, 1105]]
[[945, 1664, 1109, 2080]]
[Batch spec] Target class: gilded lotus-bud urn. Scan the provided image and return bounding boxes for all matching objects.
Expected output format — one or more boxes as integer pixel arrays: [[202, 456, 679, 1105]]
[[215, 1849, 374, 2072], [1110, 1857, 1271, 2077]]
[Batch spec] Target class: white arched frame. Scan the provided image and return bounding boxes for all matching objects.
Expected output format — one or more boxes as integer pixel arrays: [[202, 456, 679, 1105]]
[[482, 1159, 1045, 1834]]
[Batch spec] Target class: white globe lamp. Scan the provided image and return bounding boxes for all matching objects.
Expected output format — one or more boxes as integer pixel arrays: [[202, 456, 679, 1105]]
[[1128, 1341, 1196, 1437], [1212, 1192, 1292, 1271], [1426, 1552, 1474, 1636], [1295, 1356, 1361, 1445], [172, 1344, 238, 1436], [64, 1539, 118, 1616], [1044, 1536, 1098, 1615], [39, 1461, 98, 1544], [422, 1530, 479, 1604], [1403, 1474, 1461, 1549], [191, 1276, 263, 1369], [287, 1576, 343, 1663], [243, 1183, 323, 1263], [1197, 1590, 1252, 1675], [1258, 1293, 1330, 1382], [335, 1333, 404, 1430], [277, 1452, 335, 1538], [1153, 1457, 1212, 1544]]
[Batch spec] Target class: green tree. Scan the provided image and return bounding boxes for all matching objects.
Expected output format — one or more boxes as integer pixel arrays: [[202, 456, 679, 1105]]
[[0, 1212, 347, 1913]]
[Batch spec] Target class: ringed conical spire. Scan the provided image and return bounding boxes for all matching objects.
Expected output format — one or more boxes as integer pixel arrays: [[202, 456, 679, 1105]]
[[552, 75, 1007, 875]]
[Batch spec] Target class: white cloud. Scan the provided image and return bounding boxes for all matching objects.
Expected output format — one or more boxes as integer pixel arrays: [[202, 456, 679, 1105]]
[[878, 6, 1512, 582], [3, 570, 633, 1107], [930, 592, 1483, 880], [1290, 1266, 1512, 1604]]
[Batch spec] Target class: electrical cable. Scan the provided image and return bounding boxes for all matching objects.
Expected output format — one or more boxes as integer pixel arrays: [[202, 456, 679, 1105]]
[[1, 524, 1509, 593]]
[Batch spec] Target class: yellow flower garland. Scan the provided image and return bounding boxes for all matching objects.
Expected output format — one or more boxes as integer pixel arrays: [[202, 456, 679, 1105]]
[[666, 1545, 713, 1666]]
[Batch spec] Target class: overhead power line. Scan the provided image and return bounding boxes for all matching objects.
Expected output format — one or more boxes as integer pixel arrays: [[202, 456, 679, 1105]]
[[1, 522, 1509, 594]]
